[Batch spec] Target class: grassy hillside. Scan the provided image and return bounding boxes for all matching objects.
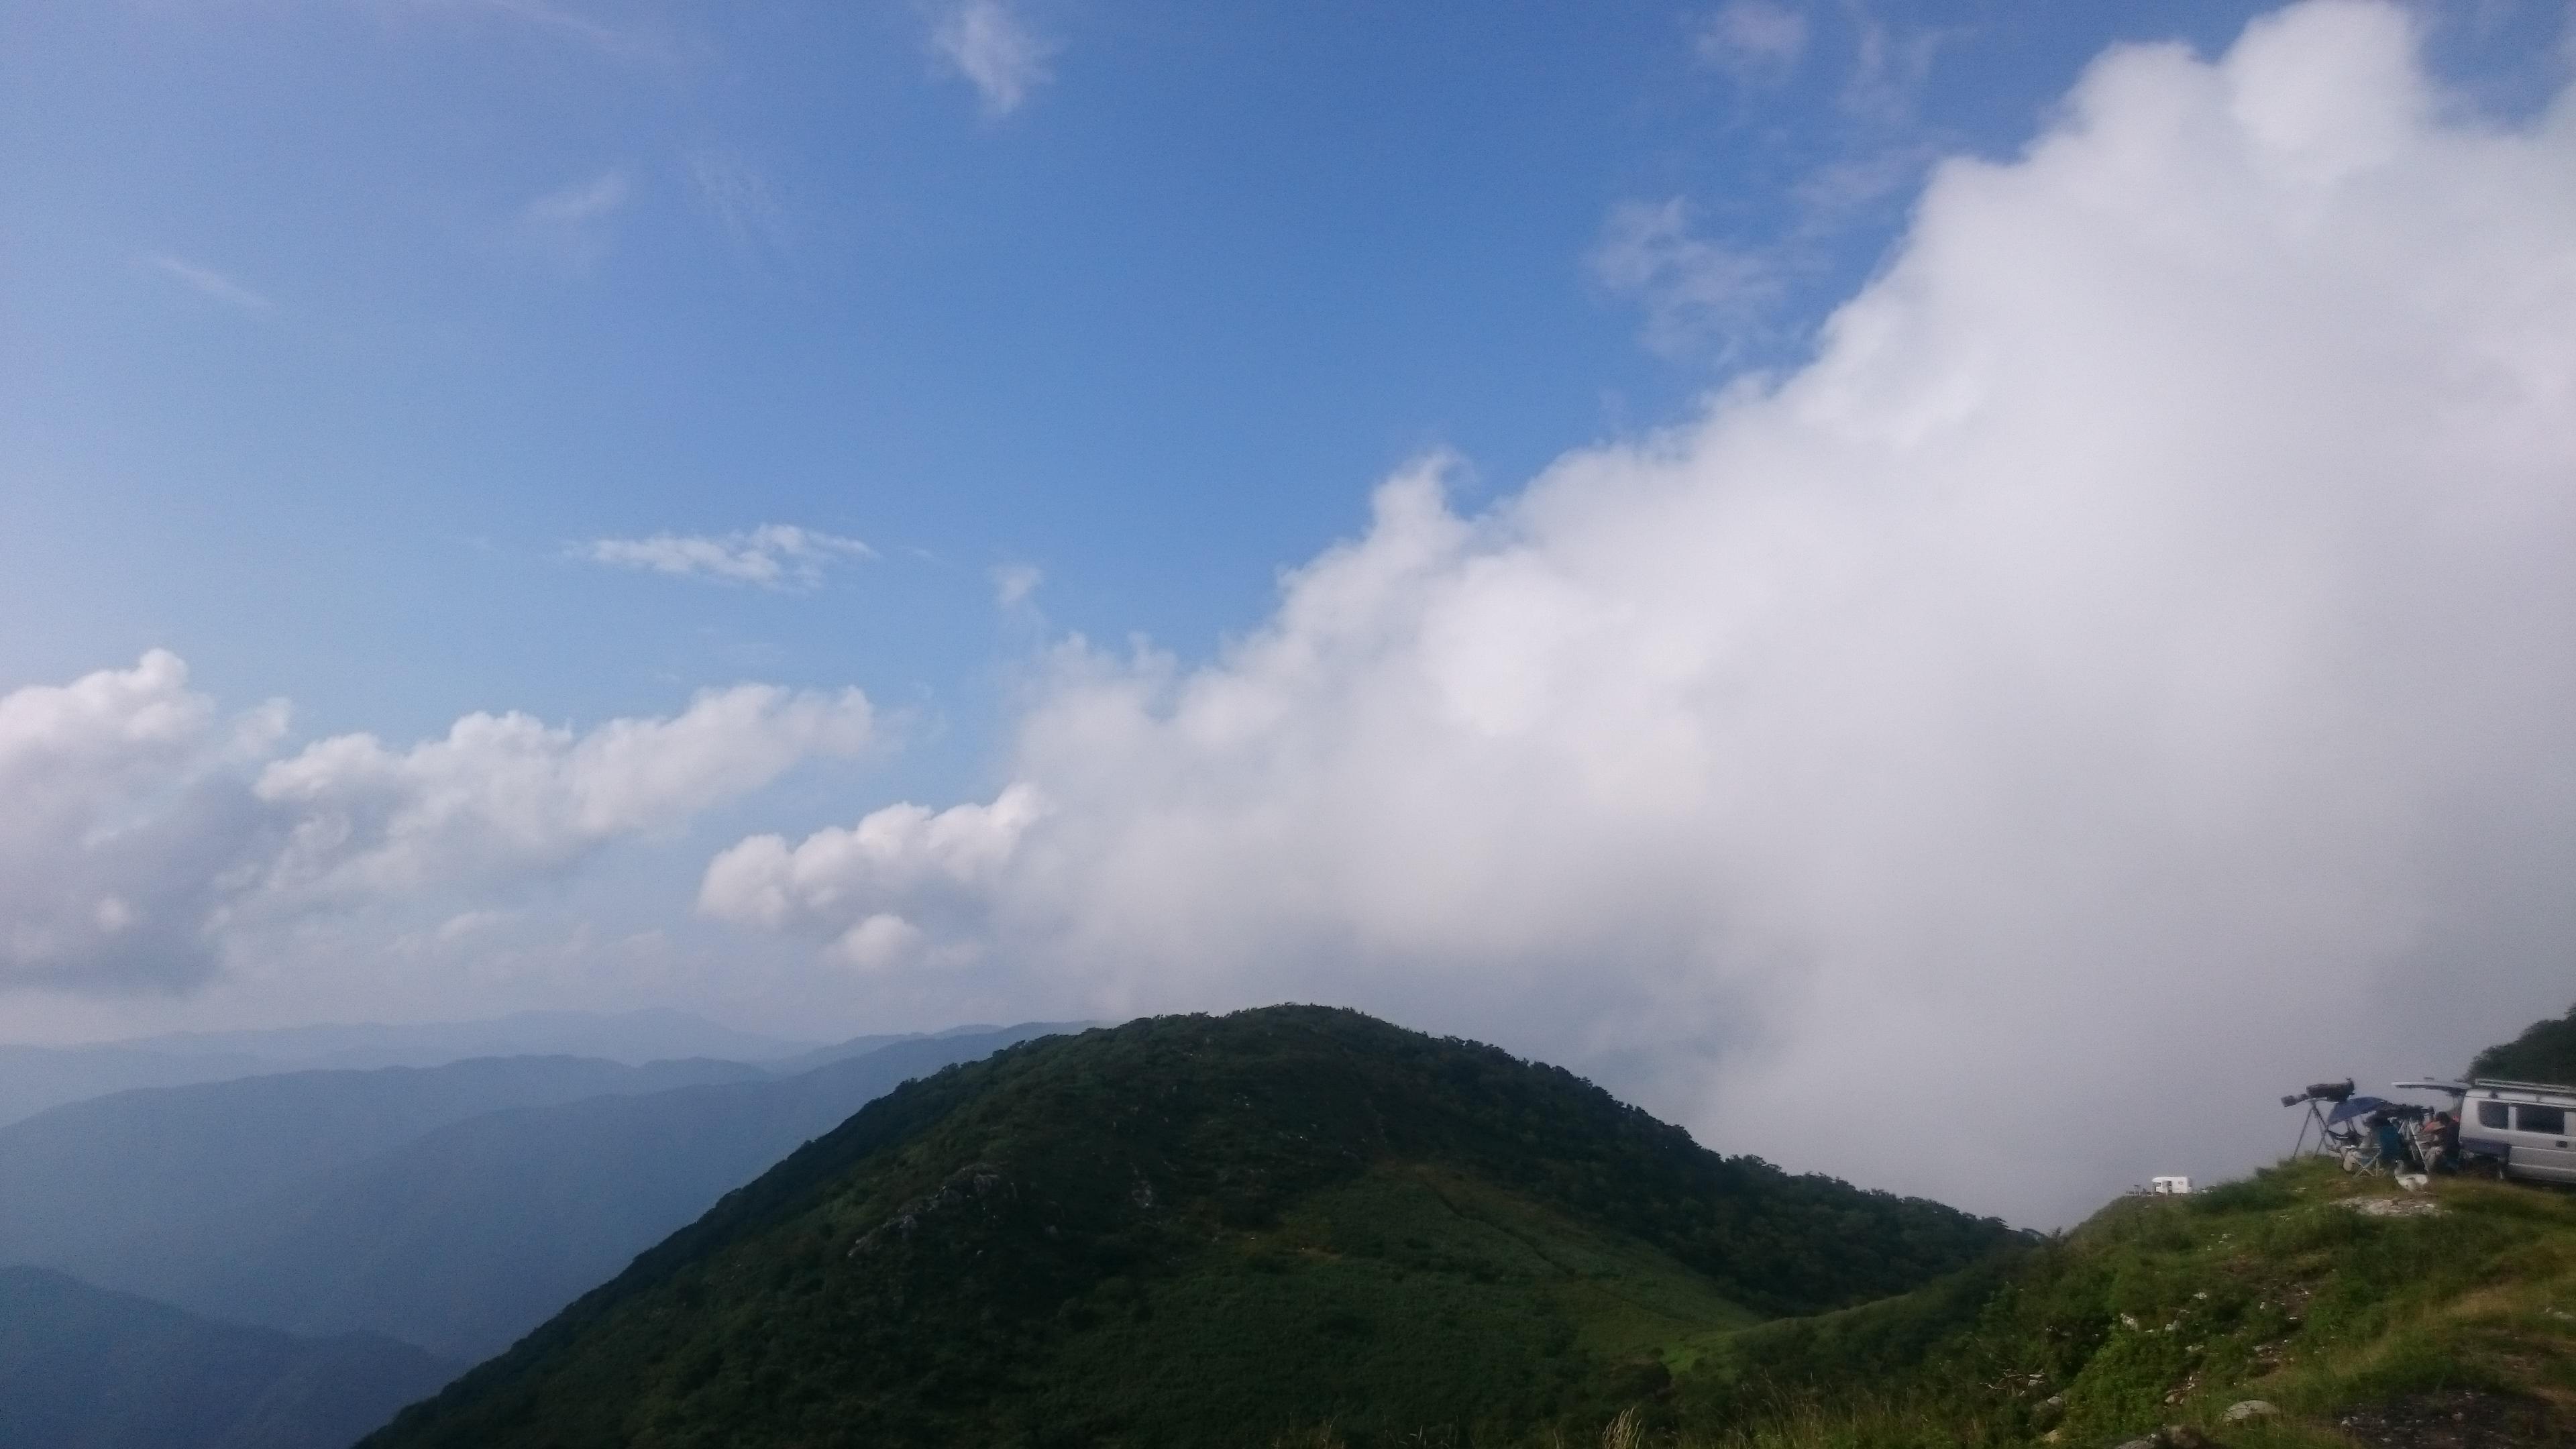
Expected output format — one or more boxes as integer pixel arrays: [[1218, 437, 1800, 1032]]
[[0, 1266, 457, 1449], [1650, 1157, 2576, 1448], [362, 1006, 2017, 1449]]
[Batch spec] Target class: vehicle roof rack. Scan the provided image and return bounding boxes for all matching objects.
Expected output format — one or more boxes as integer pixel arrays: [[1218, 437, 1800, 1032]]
[[2468, 1077, 2576, 1095]]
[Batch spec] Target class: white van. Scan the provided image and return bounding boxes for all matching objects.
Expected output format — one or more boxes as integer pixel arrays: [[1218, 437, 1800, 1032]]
[[2457, 1079, 2576, 1185]]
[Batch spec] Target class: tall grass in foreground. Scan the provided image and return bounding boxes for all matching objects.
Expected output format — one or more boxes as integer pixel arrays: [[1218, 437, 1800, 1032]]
[[1278, 1398, 2347, 1449]]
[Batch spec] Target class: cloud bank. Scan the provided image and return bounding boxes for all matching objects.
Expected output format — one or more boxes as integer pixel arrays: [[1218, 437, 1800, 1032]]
[[702, 3, 2576, 1222], [256, 684, 874, 900], [0, 655, 874, 995]]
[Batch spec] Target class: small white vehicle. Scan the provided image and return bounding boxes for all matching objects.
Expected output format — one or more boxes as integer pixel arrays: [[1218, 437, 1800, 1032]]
[[2453, 1079, 2576, 1185]]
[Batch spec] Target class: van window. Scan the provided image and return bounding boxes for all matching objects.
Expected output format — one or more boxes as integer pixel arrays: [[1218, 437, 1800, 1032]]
[[2516, 1104, 2567, 1135], [2479, 1102, 2508, 1129]]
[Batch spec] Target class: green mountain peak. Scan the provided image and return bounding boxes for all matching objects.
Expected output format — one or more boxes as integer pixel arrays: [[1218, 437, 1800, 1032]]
[[362, 1005, 2016, 1448]]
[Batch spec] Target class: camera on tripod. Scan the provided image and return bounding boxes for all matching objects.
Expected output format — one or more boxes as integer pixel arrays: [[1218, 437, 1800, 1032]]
[[2281, 1079, 2355, 1108]]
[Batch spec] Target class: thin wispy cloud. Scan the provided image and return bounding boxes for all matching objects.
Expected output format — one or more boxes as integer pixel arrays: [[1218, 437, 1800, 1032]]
[[1694, 1, 1809, 85], [1617, 4, 1947, 357], [684, 148, 790, 256], [142, 254, 272, 313], [928, 0, 1057, 118], [525, 169, 631, 229], [1841, 10, 1944, 123], [403, 0, 675, 64], [1788, 143, 1935, 221], [518, 168, 633, 270], [1589, 199, 1782, 358], [991, 564, 1043, 608], [580, 525, 876, 590], [476, 0, 629, 53]]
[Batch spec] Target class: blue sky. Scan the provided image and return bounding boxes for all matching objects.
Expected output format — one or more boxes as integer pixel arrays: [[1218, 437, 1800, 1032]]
[[6, 0, 2575, 1222], [10, 0, 2307, 744]]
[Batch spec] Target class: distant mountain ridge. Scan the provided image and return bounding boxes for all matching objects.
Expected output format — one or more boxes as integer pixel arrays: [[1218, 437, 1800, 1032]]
[[0, 1024, 1078, 1361], [0, 1053, 769, 1273], [103, 1007, 827, 1070], [0, 1265, 457, 1449], [0, 1008, 826, 1128]]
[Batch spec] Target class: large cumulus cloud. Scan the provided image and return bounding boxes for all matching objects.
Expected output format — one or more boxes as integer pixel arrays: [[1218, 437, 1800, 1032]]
[[255, 683, 874, 901], [698, 3, 2576, 1222], [0, 651, 278, 992]]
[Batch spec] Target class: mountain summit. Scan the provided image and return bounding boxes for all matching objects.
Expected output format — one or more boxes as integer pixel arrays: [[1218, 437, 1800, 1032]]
[[364, 1006, 2014, 1447]]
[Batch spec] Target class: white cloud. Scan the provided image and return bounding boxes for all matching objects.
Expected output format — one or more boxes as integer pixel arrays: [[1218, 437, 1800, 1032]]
[[0, 653, 276, 992], [835, 914, 926, 972], [256, 683, 875, 900], [1590, 198, 1782, 358], [928, 0, 1055, 119], [1695, 1, 1809, 83], [702, 2, 2576, 1225], [580, 524, 875, 589], [142, 254, 272, 312], [0, 655, 877, 994], [698, 784, 1043, 938]]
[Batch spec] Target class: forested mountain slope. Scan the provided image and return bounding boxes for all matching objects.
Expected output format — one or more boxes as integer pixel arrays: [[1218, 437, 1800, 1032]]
[[2471, 1000, 2576, 1085], [364, 1006, 2016, 1448]]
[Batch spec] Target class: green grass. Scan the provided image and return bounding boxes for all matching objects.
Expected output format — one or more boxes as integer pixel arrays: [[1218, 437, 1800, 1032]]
[[1251, 1159, 2576, 1449], [1661, 1158, 2576, 1447]]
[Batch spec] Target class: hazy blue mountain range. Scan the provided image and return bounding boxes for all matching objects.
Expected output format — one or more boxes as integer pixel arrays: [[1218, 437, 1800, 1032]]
[[104, 1008, 828, 1070], [0, 1265, 457, 1449], [0, 1054, 771, 1274], [757, 1021, 1018, 1078], [0, 1008, 828, 1128], [0, 1042, 275, 1134], [0, 1025, 1076, 1362]]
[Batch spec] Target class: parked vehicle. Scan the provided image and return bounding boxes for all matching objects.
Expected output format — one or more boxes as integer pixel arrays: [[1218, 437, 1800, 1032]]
[[2453, 1079, 2576, 1185]]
